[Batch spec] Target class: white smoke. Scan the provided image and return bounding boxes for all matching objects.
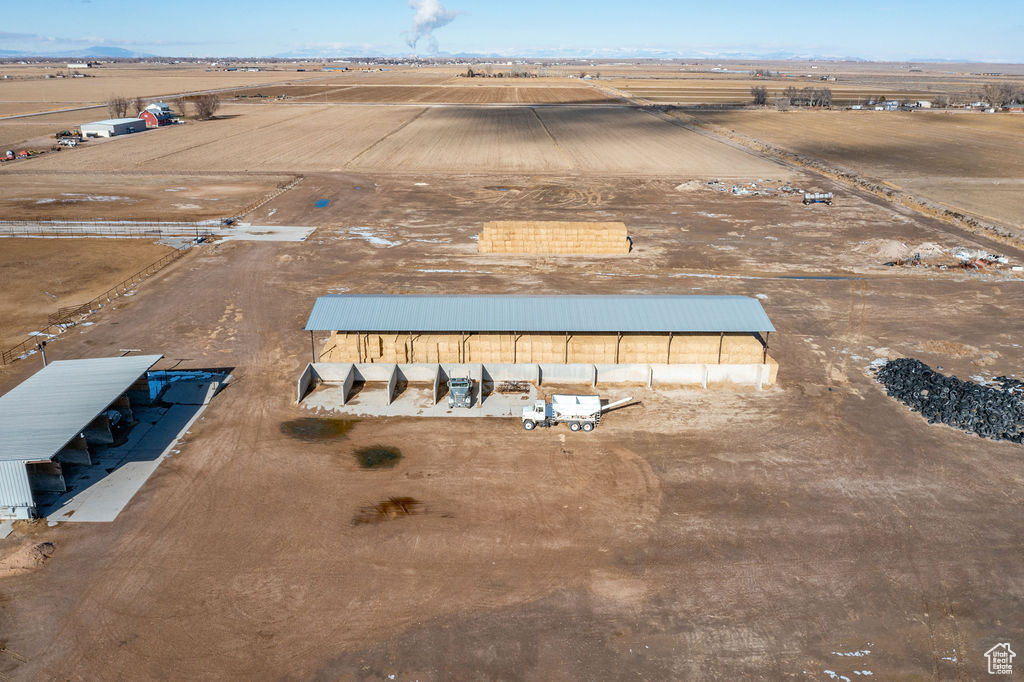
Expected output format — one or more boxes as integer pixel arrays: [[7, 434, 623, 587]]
[[405, 0, 459, 53]]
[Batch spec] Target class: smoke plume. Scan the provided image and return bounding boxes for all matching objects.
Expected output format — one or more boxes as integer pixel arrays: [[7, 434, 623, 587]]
[[406, 0, 458, 53]]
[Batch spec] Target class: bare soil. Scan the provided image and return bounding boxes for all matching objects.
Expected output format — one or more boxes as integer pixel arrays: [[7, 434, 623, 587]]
[[694, 109, 1024, 229], [0, 238, 174, 347], [0, 167, 1021, 680], [0, 172, 294, 221]]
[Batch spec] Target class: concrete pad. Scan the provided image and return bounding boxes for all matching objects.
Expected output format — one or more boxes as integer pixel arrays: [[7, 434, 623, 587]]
[[161, 380, 219, 405], [215, 225, 315, 242], [304, 382, 537, 418], [41, 379, 223, 523], [0, 519, 13, 540]]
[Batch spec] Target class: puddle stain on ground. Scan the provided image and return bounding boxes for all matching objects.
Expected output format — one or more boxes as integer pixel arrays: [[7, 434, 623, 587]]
[[353, 497, 423, 525], [279, 418, 359, 441], [353, 446, 402, 469]]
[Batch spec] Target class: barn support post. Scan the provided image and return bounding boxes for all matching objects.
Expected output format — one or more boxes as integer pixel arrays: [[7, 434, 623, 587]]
[[666, 332, 673, 364], [357, 331, 363, 363], [310, 331, 316, 363], [512, 332, 517, 364], [460, 332, 465, 363], [718, 332, 724, 365], [616, 332, 622, 364], [409, 332, 414, 363], [564, 332, 570, 364], [763, 332, 770, 363]]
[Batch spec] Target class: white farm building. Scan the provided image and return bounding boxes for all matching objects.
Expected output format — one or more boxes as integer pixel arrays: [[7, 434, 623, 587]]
[[80, 117, 148, 138]]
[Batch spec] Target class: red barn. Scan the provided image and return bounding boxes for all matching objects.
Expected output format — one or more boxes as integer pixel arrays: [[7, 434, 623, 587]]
[[139, 102, 175, 128]]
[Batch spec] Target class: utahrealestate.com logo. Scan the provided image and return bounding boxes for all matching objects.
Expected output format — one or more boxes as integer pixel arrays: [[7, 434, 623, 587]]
[[985, 643, 1016, 675]]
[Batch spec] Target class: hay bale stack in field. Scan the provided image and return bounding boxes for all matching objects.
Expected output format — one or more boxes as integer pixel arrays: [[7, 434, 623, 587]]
[[478, 221, 631, 255]]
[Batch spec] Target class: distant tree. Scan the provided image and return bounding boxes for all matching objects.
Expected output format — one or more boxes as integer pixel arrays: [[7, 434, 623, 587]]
[[192, 93, 221, 120], [465, 67, 475, 78], [132, 96, 146, 115], [751, 85, 769, 106], [981, 83, 1009, 107], [774, 95, 791, 111], [933, 94, 951, 108], [815, 87, 833, 107], [106, 94, 128, 118]]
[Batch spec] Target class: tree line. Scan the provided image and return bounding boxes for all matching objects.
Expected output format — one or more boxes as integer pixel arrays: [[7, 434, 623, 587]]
[[750, 85, 832, 108], [106, 93, 221, 120]]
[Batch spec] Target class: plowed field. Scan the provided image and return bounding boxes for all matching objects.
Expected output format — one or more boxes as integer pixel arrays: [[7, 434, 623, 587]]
[[7, 103, 782, 176]]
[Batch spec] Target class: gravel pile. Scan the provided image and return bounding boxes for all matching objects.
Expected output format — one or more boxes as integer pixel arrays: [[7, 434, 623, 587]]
[[875, 358, 1024, 443]]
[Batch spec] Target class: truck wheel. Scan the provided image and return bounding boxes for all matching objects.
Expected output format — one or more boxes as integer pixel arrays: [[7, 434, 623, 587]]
[[569, 422, 581, 432], [523, 420, 536, 431], [582, 422, 594, 432]]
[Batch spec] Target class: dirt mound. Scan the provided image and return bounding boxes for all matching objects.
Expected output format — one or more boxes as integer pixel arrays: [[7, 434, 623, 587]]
[[0, 541, 55, 578], [855, 239, 948, 261]]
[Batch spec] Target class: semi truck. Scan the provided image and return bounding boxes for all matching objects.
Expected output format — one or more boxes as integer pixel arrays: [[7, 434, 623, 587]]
[[521, 394, 632, 432], [447, 376, 472, 408]]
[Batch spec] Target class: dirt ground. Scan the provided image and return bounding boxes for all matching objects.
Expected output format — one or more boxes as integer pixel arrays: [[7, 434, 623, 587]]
[[4, 102, 785, 176], [0, 159, 1022, 680], [692, 109, 1024, 230], [0, 172, 295, 221], [0, 238, 174, 348]]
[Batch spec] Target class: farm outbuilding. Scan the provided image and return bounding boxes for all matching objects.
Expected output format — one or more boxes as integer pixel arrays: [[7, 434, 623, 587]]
[[140, 102, 175, 128], [301, 295, 778, 396], [80, 117, 148, 138], [0, 355, 162, 519]]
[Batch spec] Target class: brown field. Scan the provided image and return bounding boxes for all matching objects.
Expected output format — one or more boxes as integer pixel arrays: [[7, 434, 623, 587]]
[[608, 77, 939, 106], [693, 109, 1024, 228], [233, 83, 617, 104], [0, 64, 1022, 681], [5, 102, 785, 176], [0, 173, 293, 221], [0, 66, 339, 113], [0, 238, 173, 347]]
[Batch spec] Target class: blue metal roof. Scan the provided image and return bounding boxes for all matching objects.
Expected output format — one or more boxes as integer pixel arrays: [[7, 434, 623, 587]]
[[0, 355, 162, 463], [304, 295, 774, 334]]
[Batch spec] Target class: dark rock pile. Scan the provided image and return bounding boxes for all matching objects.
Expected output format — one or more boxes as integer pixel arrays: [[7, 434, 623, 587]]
[[875, 358, 1024, 443]]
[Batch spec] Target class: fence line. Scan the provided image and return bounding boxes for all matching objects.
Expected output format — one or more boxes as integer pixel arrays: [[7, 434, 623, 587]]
[[1, 246, 192, 365]]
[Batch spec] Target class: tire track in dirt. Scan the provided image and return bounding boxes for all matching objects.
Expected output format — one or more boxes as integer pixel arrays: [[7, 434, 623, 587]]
[[529, 106, 575, 170], [343, 106, 429, 169]]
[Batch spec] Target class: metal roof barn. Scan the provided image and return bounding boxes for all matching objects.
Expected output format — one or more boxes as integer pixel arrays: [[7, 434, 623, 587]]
[[0, 355, 162, 463], [304, 295, 775, 334]]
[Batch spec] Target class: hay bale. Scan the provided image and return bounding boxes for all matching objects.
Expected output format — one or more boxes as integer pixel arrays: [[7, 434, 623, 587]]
[[478, 221, 631, 256]]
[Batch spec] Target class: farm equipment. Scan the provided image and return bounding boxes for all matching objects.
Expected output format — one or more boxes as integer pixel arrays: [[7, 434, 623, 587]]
[[521, 394, 632, 432], [2, 150, 14, 161], [803, 192, 834, 205], [447, 376, 472, 408]]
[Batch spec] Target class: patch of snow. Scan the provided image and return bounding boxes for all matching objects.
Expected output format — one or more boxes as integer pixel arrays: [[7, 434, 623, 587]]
[[347, 227, 400, 247], [81, 321, 95, 327], [413, 182, 429, 186], [267, 208, 277, 217], [854, 672, 873, 676], [823, 671, 851, 681], [755, 293, 768, 299], [832, 649, 871, 657], [869, 358, 889, 370]]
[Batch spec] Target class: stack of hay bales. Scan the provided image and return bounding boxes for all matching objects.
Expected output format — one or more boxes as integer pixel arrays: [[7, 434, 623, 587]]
[[320, 331, 771, 366], [478, 221, 631, 255]]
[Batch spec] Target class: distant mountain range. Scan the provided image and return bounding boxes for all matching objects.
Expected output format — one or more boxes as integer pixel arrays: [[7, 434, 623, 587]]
[[1, 46, 156, 58]]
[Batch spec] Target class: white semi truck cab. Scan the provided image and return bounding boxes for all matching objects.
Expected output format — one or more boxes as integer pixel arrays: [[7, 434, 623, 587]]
[[521, 394, 632, 432]]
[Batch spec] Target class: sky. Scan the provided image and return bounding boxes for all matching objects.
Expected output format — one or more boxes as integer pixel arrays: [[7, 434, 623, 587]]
[[1, 0, 1022, 62]]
